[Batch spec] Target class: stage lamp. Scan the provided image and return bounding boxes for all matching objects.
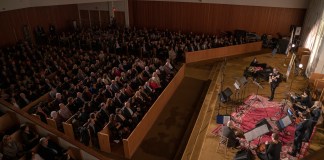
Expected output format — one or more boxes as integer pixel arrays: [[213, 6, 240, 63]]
[[299, 64, 303, 69]]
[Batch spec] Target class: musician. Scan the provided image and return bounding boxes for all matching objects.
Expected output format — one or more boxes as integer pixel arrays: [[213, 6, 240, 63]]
[[256, 133, 282, 160], [221, 121, 240, 148], [304, 101, 322, 142], [268, 68, 280, 101], [250, 57, 258, 67], [300, 91, 311, 108], [250, 57, 258, 81], [288, 119, 310, 157]]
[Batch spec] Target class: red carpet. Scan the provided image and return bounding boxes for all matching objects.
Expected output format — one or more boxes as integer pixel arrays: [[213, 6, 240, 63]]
[[230, 94, 315, 159]]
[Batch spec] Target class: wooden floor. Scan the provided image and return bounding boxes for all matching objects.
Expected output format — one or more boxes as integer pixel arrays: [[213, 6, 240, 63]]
[[183, 51, 324, 160]]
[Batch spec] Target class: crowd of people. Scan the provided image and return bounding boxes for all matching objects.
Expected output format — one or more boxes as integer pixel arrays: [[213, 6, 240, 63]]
[[49, 26, 252, 63], [0, 24, 258, 155], [29, 50, 176, 146]]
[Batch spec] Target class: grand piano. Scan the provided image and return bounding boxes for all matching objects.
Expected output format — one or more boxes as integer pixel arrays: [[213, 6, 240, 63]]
[[243, 63, 284, 83]]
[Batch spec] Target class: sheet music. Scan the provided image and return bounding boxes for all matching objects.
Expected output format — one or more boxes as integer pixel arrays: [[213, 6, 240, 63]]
[[234, 80, 240, 90], [244, 124, 270, 142], [255, 124, 270, 136], [278, 115, 292, 129], [223, 116, 230, 124]]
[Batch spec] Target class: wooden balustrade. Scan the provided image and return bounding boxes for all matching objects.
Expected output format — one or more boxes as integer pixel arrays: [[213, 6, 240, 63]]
[[22, 92, 51, 112], [63, 113, 78, 139], [185, 42, 262, 63], [0, 112, 19, 132], [98, 124, 111, 153], [122, 64, 186, 159]]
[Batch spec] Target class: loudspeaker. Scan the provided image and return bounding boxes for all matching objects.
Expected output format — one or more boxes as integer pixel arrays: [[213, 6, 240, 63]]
[[255, 118, 272, 131], [234, 149, 254, 160], [219, 87, 233, 102], [277, 39, 289, 54]]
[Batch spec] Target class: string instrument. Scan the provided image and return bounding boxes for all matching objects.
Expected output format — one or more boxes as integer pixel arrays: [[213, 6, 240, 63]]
[[287, 105, 304, 124], [256, 142, 266, 153], [269, 73, 280, 83], [231, 126, 245, 138], [295, 103, 307, 110]]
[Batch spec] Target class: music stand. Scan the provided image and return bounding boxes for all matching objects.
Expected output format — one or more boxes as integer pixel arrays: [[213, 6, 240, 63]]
[[247, 81, 264, 105], [244, 124, 271, 149], [234, 80, 241, 101], [276, 115, 292, 137], [239, 76, 248, 103]]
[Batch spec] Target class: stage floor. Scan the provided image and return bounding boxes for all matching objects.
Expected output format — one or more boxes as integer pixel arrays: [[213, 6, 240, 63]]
[[187, 51, 324, 160]]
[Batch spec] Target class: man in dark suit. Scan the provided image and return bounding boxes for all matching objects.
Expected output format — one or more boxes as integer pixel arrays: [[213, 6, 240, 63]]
[[268, 68, 280, 101], [304, 101, 322, 141], [288, 119, 310, 157], [257, 133, 282, 160]]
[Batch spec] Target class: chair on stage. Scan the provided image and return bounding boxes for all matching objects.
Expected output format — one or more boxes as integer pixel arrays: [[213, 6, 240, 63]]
[[217, 134, 229, 156]]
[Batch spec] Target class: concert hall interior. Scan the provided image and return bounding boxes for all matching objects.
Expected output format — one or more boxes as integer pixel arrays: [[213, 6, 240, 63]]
[[1, 0, 324, 160]]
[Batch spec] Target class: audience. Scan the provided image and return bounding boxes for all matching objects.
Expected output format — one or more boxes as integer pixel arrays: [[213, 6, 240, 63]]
[[0, 25, 256, 151]]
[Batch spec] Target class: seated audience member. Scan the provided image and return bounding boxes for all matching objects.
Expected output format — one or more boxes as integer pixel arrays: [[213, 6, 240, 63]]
[[36, 105, 48, 124], [87, 113, 100, 148], [79, 124, 90, 146], [17, 92, 30, 108], [115, 108, 130, 138], [10, 97, 20, 109], [58, 103, 72, 121], [66, 97, 78, 114], [1, 135, 24, 160], [20, 124, 39, 150], [148, 77, 161, 93], [122, 101, 138, 129], [257, 133, 282, 160], [221, 121, 240, 148], [108, 114, 122, 143], [37, 137, 65, 160], [50, 111, 64, 132]]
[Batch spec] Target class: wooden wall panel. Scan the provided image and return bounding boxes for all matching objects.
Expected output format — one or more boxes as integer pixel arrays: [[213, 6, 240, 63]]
[[132, 1, 306, 36], [80, 10, 90, 28], [115, 11, 125, 27], [0, 4, 78, 47], [100, 11, 110, 28], [90, 10, 100, 27]]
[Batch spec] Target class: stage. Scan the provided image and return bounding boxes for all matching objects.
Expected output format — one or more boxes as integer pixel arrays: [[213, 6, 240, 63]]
[[228, 94, 316, 159]]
